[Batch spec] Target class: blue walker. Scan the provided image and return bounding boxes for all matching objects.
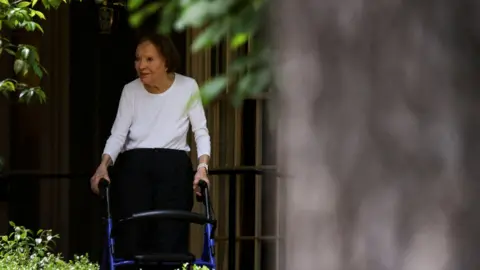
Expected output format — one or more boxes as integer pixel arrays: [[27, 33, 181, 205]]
[[98, 179, 217, 270]]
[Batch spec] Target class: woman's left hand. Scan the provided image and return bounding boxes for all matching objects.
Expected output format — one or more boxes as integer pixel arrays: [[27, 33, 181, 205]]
[[193, 168, 209, 196]]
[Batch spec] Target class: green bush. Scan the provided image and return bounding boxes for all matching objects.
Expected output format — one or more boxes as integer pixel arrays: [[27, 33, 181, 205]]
[[0, 221, 213, 270], [179, 263, 211, 270], [0, 221, 99, 270]]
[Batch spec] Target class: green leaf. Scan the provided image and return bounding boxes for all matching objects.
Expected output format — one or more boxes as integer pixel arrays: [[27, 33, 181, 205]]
[[47, 0, 62, 9], [250, 67, 271, 94], [232, 73, 254, 107], [237, 73, 255, 94], [5, 48, 15, 55], [174, 1, 210, 30], [32, 63, 43, 78], [174, 0, 236, 31], [34, 88, 46, 103], [19, 88, 34, 103], [200, 76, 228, 104], [41, 0, 49, 9], [32, 0, 38, 7], [233, 67, 271, 105], [22, 63, 29, 76], [0, 80, 16, 92], [25, 45, 40, 61], [25, 21, 35, 31], [127, 0, 143, 11], [191, 19, 229, 52], [34, 10, 45, 19], [229, 47, 270, 74], [229, 56, 254, 74], [157, 0, 178, 34], [9, 221, 15, 227], [230, 3, 263, 37], [15, 87, 47, 103], [20, 47, 30, 59], [129, 2, 162, 28], [128, 12, 143, 28], [16, 1, 30, 7], [13, 59, 25, 74], [230, 32, 249, 49], [33, 22, 43, 32]]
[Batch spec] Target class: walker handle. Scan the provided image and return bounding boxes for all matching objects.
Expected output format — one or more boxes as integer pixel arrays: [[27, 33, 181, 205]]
[[98, 178, 110, 198], [197, 179, 213, 220], [198, 179, 208, 189], [196, 179, 208, 202], [98, 178, 112, 218]]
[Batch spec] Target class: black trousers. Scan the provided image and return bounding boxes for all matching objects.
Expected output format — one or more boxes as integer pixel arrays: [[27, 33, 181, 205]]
[[111, 148, 194, 269]]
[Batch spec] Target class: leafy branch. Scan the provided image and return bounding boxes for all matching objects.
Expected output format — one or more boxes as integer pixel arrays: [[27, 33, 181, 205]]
[[128, 0, 271, 105], [0, 0, 67, 104]]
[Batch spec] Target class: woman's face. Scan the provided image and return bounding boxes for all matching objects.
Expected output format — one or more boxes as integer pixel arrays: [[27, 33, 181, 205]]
[[135, 40, 167, 86]]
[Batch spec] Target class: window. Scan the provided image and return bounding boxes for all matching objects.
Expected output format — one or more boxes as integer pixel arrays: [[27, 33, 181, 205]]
[[186, 31, 278, 270]]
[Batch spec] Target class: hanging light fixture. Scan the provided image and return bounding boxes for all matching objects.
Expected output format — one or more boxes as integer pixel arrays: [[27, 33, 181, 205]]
[[96, 0, 126, 34]]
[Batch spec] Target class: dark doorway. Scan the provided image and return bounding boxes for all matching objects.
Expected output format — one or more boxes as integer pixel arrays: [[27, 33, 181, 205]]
[[68, 2, 186, 261]]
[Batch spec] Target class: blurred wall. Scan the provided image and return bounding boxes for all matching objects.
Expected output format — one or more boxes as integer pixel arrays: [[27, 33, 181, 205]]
[[274, 0, 480, 270]]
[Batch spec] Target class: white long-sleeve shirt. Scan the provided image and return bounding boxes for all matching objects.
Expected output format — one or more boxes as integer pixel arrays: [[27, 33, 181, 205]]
[[102, 73, 211, 164]]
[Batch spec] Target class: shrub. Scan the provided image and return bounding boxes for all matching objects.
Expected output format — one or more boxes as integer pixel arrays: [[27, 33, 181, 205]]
[[0, 221, 99, 270], [0, 221, 213, 269], [179, 263, 211, 270]]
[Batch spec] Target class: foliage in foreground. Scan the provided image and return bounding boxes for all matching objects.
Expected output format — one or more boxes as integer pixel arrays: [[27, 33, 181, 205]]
[[0, 221, 99, 269], [0, 0, 271, 106], [0, 0, 67, 103], [0, 0, 270, 106], [128, 0, 271, 106], [180, 263, 211, 270], [0, 221, 213, 270]]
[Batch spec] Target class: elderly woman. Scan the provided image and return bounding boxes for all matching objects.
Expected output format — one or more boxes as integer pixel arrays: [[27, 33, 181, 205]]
[[90, 34, 211, 268]]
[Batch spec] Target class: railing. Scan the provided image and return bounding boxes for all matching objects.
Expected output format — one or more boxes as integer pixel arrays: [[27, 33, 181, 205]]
[[0, 166, 276, 270]]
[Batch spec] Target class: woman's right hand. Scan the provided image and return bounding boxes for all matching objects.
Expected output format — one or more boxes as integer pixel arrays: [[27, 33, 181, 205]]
[[90, 164, 110, 195]]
